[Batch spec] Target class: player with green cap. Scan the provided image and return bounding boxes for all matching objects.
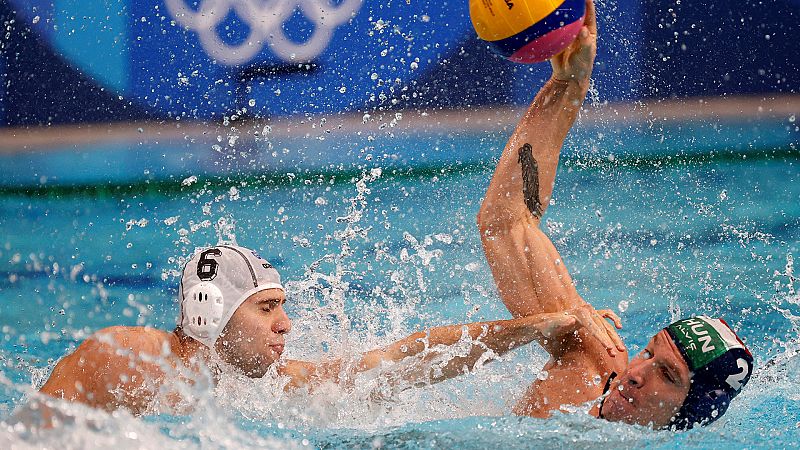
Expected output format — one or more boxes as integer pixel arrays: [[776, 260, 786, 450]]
[[661, 316, 753, 429], [478, 0, 754, 429]]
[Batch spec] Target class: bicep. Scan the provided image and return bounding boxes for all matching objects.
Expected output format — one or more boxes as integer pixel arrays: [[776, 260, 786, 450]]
[[481, 217, 588, 318]]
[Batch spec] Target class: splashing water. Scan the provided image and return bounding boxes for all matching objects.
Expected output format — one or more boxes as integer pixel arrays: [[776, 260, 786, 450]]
[[1, 130, 799, 448]]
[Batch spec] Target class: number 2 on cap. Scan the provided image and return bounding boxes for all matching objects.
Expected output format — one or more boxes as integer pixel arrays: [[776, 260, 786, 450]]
[[726, 358, 749, 391]]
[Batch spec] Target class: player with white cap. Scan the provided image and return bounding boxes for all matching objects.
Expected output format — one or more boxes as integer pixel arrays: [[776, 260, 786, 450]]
[[36, 244, 625, 416]]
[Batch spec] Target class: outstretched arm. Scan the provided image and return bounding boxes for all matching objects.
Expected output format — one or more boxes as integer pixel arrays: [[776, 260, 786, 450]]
[[280, 310, 619, 389], [477, 0, 597, 320], [280, 310, 621, 390]]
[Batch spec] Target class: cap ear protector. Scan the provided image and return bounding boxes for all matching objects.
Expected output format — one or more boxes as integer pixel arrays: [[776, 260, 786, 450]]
[[183, 282, 224, 342]]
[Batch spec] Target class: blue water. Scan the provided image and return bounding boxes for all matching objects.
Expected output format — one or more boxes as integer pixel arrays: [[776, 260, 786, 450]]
[[0, 120, 799, 448]]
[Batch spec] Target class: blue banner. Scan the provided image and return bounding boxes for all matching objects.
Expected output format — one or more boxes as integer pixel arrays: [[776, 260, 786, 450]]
[[1, 0, 797, 124]]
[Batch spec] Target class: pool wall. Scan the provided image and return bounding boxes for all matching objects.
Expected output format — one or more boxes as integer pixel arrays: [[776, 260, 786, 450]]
[[0, 96, 797, 190]]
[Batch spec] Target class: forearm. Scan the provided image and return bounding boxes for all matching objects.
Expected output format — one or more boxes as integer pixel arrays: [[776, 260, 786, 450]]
[[479, 78, 589, 229], [282, 314, 578, 392], [357, 314, 564, 385]]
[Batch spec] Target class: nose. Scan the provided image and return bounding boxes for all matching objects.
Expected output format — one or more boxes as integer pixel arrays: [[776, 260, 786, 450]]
[[627, 372, 644, 388], [625, 361, 648, 388], [272, 305, 292, 335]]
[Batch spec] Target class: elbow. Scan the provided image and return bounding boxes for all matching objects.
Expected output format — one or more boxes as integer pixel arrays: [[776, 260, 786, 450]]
[[477, 199, 519, 238], [476, 208, 490, 236], [476, 197, 501, 235], [476, 212, 498, 242]]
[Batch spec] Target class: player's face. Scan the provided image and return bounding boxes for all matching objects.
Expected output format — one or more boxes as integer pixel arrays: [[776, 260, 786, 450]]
[[600, 330, 691, 428], [215, 289, 291, 377]]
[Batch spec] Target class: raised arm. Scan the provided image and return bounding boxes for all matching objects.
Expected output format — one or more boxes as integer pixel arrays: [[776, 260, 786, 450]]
[[477, 0, 597, 319]]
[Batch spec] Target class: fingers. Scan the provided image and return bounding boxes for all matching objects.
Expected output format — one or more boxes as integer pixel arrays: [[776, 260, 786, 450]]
[[575, 307, 625, 356], [584, 0, 597, 34], [578, 309, 616, 356], [549, 51, 564, 73], [589, 314, 619, 356], [597, 309, 625, 353], [597, 309, 622, 329], [599, 317, 626, 353]]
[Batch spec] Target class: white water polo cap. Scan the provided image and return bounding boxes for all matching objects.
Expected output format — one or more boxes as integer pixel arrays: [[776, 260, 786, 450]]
[[178, 245, 284, 348]]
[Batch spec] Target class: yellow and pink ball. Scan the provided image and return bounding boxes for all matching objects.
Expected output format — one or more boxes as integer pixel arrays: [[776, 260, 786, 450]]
[[470, 0, 586, 64]]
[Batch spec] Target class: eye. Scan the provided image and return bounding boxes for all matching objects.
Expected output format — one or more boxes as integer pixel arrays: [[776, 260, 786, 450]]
[[662, 367, 677, 384], [641, 349, 653, 359], [260, 300, 280, 312]]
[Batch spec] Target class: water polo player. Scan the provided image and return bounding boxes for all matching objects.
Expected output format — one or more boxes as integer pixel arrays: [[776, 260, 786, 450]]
[[477, 0, 753, 429], [35, 244, 622, 417]]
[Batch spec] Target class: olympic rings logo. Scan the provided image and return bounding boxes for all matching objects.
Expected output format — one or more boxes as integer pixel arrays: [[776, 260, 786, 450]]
[[164, 0, 363, 65]]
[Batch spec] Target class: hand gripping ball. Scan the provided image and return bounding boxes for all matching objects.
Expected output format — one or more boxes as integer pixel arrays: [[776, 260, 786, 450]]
[[470, 0, 586, 63]]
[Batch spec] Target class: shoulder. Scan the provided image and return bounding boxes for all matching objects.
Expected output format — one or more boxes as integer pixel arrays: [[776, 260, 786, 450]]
[[54, 326, 174, 390], [562, 328, 628, 377], [86, 326, 172, 357], [59, 326, 173, 383], [514, 351, 627, 417], [40, 326, 173, 411]]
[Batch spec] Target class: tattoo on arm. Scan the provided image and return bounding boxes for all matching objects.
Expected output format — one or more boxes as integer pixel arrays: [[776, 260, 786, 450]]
[[518, 143, 543, 219]]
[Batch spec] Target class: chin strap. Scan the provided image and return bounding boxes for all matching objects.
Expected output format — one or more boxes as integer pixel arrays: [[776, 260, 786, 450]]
[[597, 371, 618, 420]]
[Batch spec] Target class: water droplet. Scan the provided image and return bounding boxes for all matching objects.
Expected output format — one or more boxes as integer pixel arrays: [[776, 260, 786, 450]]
[[618, 300, 629, 312], [248, 99, 256, 107]]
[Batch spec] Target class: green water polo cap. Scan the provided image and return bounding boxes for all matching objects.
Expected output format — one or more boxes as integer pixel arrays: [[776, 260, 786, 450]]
[[664, 316, 754, 429]]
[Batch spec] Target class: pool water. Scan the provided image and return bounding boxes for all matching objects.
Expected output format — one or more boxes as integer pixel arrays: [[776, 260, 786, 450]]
[[0, 120, 799, 448]]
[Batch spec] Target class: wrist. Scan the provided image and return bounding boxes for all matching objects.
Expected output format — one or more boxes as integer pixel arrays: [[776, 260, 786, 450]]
[[549, 75, 590, 91]]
